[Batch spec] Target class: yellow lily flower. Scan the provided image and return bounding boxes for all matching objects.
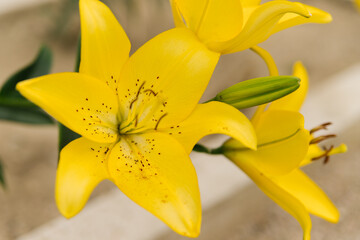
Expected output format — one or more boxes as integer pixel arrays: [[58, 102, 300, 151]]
[[223, 59, 347, 240], [170, 0, 332, 54], [16, 0, 256, 237], [356, 0, 360, 12]]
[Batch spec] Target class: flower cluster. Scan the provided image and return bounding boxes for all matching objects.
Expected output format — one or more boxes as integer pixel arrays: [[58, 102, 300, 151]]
[[16, 0, 347, 239]]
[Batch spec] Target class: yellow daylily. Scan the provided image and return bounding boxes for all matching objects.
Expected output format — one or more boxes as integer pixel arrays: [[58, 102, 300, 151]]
[[16, 0, 256, 237], [170, 0, 332, 54], [223, 60, 347, 240]]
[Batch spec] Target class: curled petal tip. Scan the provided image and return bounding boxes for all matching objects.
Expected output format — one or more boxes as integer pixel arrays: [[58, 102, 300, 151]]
[[57, 205, 77, 219], [329, 209, 340, 224], [183, 225, 201, 238], [294, 2, 312, 18]]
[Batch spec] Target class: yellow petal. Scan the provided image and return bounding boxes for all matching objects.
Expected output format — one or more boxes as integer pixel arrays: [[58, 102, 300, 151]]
[[56, 137, 113, 218], [169, 0, 186, 28], [117, 28, 220, 131], [273, 169, 339, 223], [268, 62, 309, 112], [271, 5, 332, 35], [356, 0, 360, 12], [250, 46, 279, 76], [226, 156, 312, 240], [108, 132, 201, 237], [225, 110, 310, 176], [161, 101, 256, 154], [16, 72, 119, 143], [172, 0, 243, 43], [210, 1, 311, 54], [241, 0, 261, 7], [79, 0, 130, 93], [251, 104, 268, 127]]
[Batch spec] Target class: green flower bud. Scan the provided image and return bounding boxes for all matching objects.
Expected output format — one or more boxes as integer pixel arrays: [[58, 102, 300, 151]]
[[212, 76, 300, 109]]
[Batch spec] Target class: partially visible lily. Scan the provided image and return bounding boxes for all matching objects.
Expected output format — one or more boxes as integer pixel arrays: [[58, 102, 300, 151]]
[[170, 0, 332, 54], [223, 59, 347, 240], [356, 0, 360, 12], [16, 0, 257, 237]]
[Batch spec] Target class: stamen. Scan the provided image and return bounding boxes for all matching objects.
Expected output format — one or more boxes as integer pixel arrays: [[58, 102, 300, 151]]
[[134, 114, 138, 127], [312, 145, 334, 164], [130, 81, 146, 109], [310, 134, 336, 144], [155, 113, 168, 130], [310, 122, 332, 134], [144, 89, 158, 97]]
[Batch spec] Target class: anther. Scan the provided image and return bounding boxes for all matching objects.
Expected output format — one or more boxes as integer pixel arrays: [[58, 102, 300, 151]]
[[155, 113, 168, 130], [130, 81, 146, 109], [144, 89, 158, 96], [312, 145, 334, 164], [310, 122, 332, 134], [310, 134, 336, 144]]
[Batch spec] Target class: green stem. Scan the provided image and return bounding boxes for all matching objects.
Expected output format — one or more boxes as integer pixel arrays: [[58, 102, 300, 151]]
[[74, 36, 81, 72]]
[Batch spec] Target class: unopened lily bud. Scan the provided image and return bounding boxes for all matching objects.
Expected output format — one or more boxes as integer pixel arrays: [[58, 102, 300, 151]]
[[212, 76, 300, 109]]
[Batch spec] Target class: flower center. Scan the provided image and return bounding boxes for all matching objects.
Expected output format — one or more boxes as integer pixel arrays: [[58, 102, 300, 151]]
[[118, 80, 168, 135]]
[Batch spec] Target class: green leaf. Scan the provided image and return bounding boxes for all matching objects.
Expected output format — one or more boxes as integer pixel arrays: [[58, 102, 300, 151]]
[[58, 37, 81, 152], [212, 76, 300, 109], [0, 158, 5, 189], [0, 45, 54, 124], [58, 123, 81, 151], [0, 105, 53, 124]]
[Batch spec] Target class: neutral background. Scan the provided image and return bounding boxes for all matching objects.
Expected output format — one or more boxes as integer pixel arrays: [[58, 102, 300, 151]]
[[0, 0, 359, 239]]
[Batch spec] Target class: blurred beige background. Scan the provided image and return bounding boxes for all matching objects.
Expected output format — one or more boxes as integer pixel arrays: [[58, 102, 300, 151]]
[[0, 0, 359, 239]]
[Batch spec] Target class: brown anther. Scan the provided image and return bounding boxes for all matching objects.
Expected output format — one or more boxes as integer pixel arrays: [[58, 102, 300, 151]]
[[155, 113, 168, 130], [130, 81, 146, 109], [311, 145, 334, 164], [310, 122, 332, 134], [310, 134, 336, 144], [144, 89, 158, 96]]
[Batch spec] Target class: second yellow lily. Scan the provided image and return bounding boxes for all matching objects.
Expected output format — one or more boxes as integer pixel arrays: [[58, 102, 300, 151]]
[[223, 61, 347, 240], [170, 0, 332, 54]]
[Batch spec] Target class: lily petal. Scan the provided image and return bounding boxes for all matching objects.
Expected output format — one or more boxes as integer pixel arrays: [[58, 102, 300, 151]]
[[79, 0, 130, 93], [108, 132, 201, 237], [269, 62, 308, 112], [242, 0, 261, 7], [270, 5, 332, 35], [161, 101, 256, 154], [225, 110, 309, 176], [117, 28, 220, 131], [56, 137, 113, 218], [250, 45, 279, 76], [210, 1, 311, 54], [170, 0, 186, 28], [226, 156, 312, 240], [273, 169, 339, 223], [171, 0, 243, 43], [16, 72, 119, 143]]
